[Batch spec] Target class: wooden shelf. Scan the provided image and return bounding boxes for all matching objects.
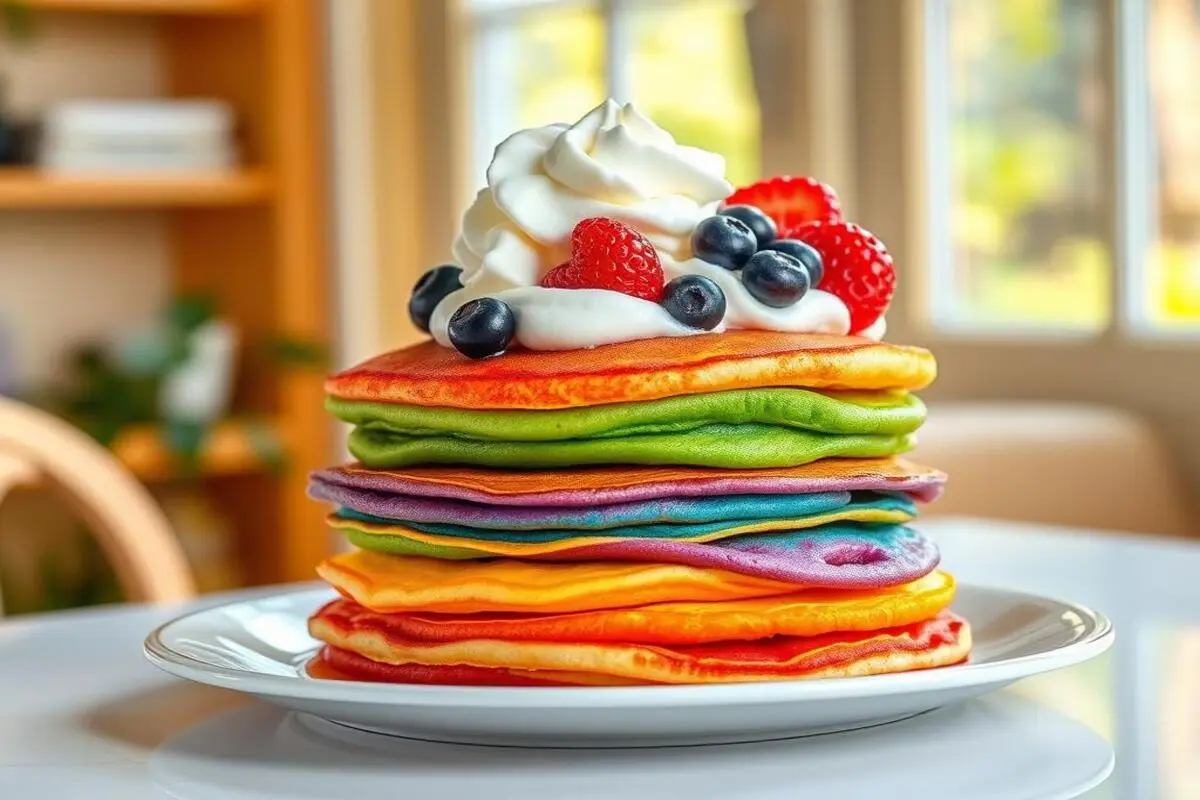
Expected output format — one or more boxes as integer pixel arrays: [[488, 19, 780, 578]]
[[0, 169, 272, 209], [111, 419, 282, 481], [25, 0, 264, 15], [1, 0, 331, 587]]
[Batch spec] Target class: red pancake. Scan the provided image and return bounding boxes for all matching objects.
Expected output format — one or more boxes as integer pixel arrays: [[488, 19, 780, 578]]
[[309, 646, 573, 686], [309, 606, 971, 685], [325, 331, 936, 410]]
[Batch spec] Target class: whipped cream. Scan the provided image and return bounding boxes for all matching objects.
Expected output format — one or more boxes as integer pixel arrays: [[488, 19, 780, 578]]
[[432, 99, 878, 351]]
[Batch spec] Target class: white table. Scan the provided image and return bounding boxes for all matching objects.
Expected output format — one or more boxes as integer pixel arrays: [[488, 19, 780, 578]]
[[0, 517, 1195, 798]]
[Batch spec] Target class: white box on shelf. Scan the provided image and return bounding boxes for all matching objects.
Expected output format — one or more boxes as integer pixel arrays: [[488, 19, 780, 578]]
[[40, 100, 239, 174]]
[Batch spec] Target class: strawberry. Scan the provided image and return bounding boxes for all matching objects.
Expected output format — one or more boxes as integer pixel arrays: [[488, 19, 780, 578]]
[[723, 176, 842, 231], [540, 217, 665, 302], [791, 221, 895, 333]]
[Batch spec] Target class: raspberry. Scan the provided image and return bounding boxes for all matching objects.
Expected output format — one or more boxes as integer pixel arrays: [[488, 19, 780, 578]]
[[540, 217, 665, 302], [791, 221, 895, 333], [724, 176, 842, 232]]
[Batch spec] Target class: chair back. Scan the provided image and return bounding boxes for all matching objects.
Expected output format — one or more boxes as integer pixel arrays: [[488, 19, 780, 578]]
[[0, 397, 196, 606], [914, 401, 1195, 538]]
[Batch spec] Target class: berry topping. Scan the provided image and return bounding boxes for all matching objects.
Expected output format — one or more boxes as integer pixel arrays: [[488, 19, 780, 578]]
[[661, 275, 726, 330], [724, 176, 842, 231], [742, 251, 811, 308], [540, 217, 664, 302], [447, 297, 517, 359], [691, 215, 757, 270], [762, 238, 824, 286], [792, 221, 896, 332], [408, 264, 463, 333], [719, 204, 777, 248]]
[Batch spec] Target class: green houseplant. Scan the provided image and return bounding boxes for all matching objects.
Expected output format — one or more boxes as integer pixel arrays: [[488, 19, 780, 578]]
[[0, 2, 34, 42], [42, 291, 325, 473]]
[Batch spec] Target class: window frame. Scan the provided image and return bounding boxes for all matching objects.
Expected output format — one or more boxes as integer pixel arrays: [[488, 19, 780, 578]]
[[1115, 0, 1157, 338]]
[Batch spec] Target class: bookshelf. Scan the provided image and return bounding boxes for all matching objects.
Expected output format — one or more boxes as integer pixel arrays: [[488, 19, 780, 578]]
[[0, 168, 271, 208], [25, 0, 263, 15], [0, 0, 330, 586]]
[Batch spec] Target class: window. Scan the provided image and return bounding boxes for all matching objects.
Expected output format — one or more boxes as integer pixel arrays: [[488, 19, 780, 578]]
[[465, 0, 760, 190], [927, 0, 1110, 332], [925, 0, 1200, 336], [462, 0, 1200, 339]]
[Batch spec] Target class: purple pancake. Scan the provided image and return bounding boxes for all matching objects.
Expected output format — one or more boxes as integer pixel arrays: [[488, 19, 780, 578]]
[[311, 459, 945, 509], [342, 522, 941, 589]]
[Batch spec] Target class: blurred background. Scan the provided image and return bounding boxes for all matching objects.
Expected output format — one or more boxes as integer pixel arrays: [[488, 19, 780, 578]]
[[0, 0, 1196, 615]]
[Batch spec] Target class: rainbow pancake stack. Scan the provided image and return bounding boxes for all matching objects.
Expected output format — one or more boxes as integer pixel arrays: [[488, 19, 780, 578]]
[[307, 100, 970, 686]]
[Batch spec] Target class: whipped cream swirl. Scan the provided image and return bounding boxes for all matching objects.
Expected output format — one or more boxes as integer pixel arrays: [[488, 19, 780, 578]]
[[431, 100, 875, 351]]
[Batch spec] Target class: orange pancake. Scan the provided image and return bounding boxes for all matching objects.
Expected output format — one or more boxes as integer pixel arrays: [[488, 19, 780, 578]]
[[310, 571, 955, 645], [310, 608, 971, 685], [325, 331, 936, 410], [317, 549, 802, 614]]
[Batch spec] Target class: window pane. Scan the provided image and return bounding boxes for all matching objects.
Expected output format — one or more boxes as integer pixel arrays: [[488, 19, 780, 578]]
[[1147, 0, 1200, 329], [469, 5, 605, 187], [936, 0, 1110, 330], [627, 0, 761, 186]]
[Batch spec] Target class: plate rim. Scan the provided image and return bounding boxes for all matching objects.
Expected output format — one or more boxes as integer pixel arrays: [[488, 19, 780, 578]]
[[143, 583, 1114, 709]]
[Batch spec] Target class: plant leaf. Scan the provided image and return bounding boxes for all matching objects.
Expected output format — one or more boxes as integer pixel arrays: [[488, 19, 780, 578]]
[[265, 336, 328, 369], [1, 2, 37, 42], [163, 420, 208, 477], [165, 292, 217, 336]]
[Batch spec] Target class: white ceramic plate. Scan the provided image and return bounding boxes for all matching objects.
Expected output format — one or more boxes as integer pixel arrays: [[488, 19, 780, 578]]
[[144, 584, 1113, 748]]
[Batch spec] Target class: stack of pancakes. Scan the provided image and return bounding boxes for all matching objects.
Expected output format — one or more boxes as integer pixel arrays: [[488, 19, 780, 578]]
[[307, 332, 971, 685]]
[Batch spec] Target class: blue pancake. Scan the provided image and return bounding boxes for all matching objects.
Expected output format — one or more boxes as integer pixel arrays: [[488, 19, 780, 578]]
[[330, 492, 918, 544]]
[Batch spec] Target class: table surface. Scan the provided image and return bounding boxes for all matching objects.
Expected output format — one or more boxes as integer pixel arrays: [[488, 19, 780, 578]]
[[1, 516, 1195, 799]]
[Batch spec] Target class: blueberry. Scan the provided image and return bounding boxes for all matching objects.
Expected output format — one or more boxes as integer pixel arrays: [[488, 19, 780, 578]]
[[661, 275, 726, 330], [742, 251, 811, 308], [447, 298, 516, 359], [719, 204, 777, 248], [762, 239, 824, 287], [409, 265, 463, 333], [691, 215, 757, 270]]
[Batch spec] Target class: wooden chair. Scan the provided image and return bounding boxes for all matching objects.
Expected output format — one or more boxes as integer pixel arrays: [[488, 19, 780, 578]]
[[0, 397, 196, 606], [913, 401, 1196, 538]]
